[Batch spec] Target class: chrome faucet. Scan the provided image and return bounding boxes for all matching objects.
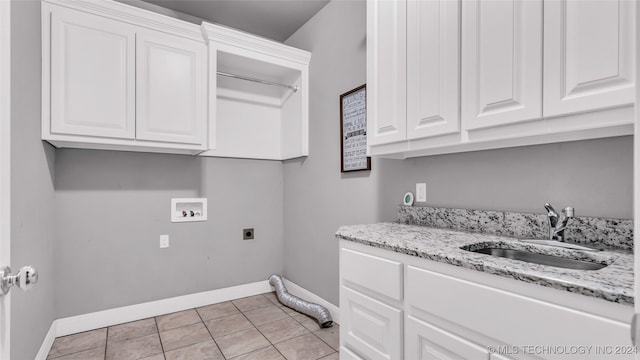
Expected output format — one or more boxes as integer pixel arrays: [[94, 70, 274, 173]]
[[544, 203, 574, 242]]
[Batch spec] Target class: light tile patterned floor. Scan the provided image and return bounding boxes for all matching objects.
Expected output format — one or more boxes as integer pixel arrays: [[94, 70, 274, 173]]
[[47, 292, 339, 360]]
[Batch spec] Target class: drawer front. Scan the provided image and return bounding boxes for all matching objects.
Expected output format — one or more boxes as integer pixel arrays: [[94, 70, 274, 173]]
[[341, 248, 403, 301], [406, 316, 488, 360], [340, 346, 366, 360], [341, 286, 403, 360], [407, 265, 632, 359]]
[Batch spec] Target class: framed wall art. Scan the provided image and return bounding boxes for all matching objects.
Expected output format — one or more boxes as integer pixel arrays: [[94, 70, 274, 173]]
[[340, 84, 371, 172]]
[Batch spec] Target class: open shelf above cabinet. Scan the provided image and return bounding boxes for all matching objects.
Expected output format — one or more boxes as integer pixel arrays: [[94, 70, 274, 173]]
[[200, 22, 311, 161]]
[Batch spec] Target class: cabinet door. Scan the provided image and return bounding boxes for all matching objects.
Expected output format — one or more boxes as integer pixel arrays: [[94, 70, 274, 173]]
[[407, 265, 633, 360], [136, 31, 206, 145], [367, 0, 407, 146], [341, 286, 403, 360], [543, 0, 635, 117], [405, 316, 488, 360], [50, 7, 135, 139], [461, 0, 543, 131], [340, 347, 366, 360], [406, 0, 460, 140]]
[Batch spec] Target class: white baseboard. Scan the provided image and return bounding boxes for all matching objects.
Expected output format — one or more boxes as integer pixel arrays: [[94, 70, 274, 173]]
[[36, 278, 339, 358], [282, 278, 340, 325], [55, 280, 271, 337], [34, 321, 57, 360]]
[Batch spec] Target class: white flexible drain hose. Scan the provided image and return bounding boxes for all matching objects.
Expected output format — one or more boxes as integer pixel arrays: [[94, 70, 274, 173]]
[[269, 274, 333, 328]]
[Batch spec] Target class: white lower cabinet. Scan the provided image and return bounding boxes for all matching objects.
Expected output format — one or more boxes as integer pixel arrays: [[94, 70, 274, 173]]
[[341, 287, 403, 360], [405, 316, 488, 360], [340, 246, 404, 359], [340, 240, 633, 360], [341, 346, 366, 360], [406, 265, 632, 360]]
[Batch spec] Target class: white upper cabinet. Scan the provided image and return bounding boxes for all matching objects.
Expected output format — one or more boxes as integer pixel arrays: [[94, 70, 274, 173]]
[[49, 6, 135, 139], [461, 0, 543, 130], [406, 0, 460, 140], [367, 0, 407, 146], [543, 0, 635, 117], [367, 0, 635, 158], [43, 0, 208, 154], [136, 31, 206, 145]]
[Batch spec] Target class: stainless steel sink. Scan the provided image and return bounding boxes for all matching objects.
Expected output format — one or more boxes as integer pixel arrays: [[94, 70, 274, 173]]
[[469, 247, 607, 270]]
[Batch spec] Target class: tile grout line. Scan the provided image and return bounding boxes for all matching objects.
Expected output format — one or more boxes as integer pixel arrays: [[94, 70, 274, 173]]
[[230, 295, 278, 359], [152, 317, 167, 360], [263, 294, 340, 356], [238, 294, 290, 360], [265, 293, 340, 358], [260, 293, 341, 359], [310, 329, 340, 355], [155, 313, 216, 357], [47, 328, 109, 360], [195, 303, 228, 359], [104, 326, 108, 360]]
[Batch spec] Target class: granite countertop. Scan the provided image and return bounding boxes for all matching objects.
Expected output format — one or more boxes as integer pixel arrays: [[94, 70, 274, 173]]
[[336, 222, 634, 306]]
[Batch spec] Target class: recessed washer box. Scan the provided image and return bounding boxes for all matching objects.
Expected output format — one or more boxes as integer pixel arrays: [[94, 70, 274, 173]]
[[171, 198, 207, 223]]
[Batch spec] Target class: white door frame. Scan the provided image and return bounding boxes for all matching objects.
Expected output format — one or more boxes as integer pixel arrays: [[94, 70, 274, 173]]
[[0, 0, 11, 358]]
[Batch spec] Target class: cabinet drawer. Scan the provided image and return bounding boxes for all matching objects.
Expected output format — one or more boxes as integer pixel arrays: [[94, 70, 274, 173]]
[[405, 316, 488, 360], [340, 346, 366, 360], [341, 286, 403, 360], [407, 265, 632, 359], [341, 248, 403, 301]]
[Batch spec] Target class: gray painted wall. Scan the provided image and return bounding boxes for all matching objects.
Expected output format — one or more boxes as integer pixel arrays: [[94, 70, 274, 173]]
[[283, 0, 376, 307], [10, 1, 57, 359], [283, 0, 633, 306], [54, 151, 284, 318], [377, 136, 633, 219]]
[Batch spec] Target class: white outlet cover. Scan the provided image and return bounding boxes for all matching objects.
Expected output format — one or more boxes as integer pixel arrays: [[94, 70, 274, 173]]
[[160, 235, 169, 248], [416, 183, 427, 202]]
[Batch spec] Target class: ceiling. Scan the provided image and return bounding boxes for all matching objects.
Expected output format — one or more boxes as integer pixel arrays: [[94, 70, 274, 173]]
[[139, 0, 330, 42]]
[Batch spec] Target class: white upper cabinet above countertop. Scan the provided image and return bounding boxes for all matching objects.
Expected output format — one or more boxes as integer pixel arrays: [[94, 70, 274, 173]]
[[461, 0, 543, 131], [406, 0, 460, 141], [367, 0, 407, 147], [543, 0, 635, 117], [367, 0, 635, 159]]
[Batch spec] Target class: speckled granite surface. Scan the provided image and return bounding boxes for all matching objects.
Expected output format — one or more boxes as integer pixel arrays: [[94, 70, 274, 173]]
[[336, 223, 634, 305], [397, 206, 633, 250]]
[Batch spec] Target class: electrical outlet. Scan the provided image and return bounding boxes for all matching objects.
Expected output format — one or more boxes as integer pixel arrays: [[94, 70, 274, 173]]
[[416, 183, 427, 202], [160, 234, 169, 248], [243, 228, 254, 240]]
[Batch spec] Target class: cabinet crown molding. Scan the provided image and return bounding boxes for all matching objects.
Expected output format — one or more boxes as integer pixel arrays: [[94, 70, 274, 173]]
[[43, 0, 204, 42], [201, 22, 311, 64]]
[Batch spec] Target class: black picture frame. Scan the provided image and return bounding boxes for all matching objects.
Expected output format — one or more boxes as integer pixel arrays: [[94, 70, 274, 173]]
[[340, 84, 371, 172]]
